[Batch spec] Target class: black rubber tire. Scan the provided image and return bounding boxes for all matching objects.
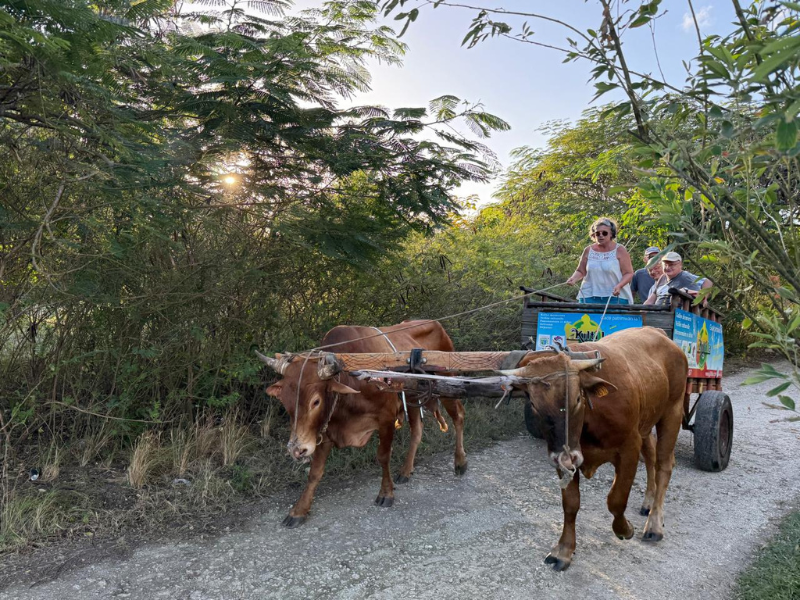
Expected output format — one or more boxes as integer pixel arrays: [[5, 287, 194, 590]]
[[693, 391, 734, 472], [524, 401, 544, 439]]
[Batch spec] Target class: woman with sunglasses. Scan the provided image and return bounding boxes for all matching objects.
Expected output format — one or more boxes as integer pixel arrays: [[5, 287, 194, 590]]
[[565, 217, 634, 305]]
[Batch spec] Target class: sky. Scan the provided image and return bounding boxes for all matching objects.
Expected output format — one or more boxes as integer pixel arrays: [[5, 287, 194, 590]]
[[292, 0, 734, 206], [189, 0, 736, 206]]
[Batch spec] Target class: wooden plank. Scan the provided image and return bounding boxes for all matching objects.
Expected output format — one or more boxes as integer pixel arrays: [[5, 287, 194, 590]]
[[526, 301, 672, 313], [349, 370, 524, 399], [330, 351, 523, 373]]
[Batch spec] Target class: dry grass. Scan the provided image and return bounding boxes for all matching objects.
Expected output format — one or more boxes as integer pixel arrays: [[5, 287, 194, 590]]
[[40, 443, 62, 483], [0, 491, 84, 549], [194, 419, 219, 461], [127, 431, 163, 488], [0, 400, 528, 553], [220, 411, 251, 467], [260, 404, 275, 438], [169, 427, 196, 478], [76, 423, 112, 467], [183, 459, 235, 508]]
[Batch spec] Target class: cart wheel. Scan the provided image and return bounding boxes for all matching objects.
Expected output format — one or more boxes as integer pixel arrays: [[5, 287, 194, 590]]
[[693, 391, 733, 472], [524, 401, 544, 439]]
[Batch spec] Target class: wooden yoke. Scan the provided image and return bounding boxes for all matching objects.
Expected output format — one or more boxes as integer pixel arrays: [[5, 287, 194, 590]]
[[326, 351, 526, 374]]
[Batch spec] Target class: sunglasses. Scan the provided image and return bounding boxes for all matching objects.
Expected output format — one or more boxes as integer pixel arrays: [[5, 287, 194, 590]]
[[592, 231, 610, 237]]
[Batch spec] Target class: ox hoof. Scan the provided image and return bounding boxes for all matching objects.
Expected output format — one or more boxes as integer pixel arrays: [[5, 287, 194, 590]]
[[394, 474, 411, 484], [282, 514, 307, 528], [613, 520, 635, 540], [639, 506, 651, 516], [374, 495, 394, 508], [544, 554, 571, 572], [454, 462, 468, 477], [642, 531, 663, 543]]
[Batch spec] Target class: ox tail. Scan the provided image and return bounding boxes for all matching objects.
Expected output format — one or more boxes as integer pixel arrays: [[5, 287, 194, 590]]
[[434, 409, 449, 433]]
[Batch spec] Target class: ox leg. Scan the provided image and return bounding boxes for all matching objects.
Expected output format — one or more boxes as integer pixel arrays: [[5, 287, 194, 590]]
[[396, 407, 423, 484], [441, 397, 468, 476], [643, 410, 681, 542], [375, 423, 395, 508], [639, 431, 657, 516], [545, 470, 580, 571], [283, 441, 332, 528], [607, 438, 640, 540]]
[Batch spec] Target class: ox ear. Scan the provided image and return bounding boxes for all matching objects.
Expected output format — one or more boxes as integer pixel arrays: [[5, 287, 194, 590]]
[[265, 381, 284, 398], [579, 372, 617, 398], [329, 381, 360, 395]]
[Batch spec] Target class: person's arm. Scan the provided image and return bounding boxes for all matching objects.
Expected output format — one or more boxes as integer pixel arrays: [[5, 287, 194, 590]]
[[566, 247, 589, 286], [613, 245, 634, 296], [643, 276, 663, 305], [684, 275, 713, 296]]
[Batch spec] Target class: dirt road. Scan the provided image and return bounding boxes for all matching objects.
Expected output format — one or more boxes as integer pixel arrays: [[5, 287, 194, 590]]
[[2, 364, 799, 600]]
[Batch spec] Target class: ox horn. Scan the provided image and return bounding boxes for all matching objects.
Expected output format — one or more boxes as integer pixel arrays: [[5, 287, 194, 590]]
[[571, 357, 604, 371], [317, 353, 342, 380], [254, 350, 292, 374], [497, 366, 533, 378], [563, 347, 596, 359]]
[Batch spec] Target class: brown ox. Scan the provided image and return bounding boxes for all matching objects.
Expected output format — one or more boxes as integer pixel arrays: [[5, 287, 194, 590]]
[[501, 326, 687, 571], [257, 320, 467, 528]]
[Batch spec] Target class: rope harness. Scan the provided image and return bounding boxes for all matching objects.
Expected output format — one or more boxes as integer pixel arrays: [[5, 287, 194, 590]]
[[521, 368, 585, 489], [593, 294, 613, 342], [370, 326, 416, 424], [558, 364, 579, 489], [316, 379, 339, 446]]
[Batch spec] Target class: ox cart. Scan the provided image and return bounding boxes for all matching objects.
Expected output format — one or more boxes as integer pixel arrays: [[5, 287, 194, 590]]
[[519, 286, 732, 472], [306, 287, 731, 474]]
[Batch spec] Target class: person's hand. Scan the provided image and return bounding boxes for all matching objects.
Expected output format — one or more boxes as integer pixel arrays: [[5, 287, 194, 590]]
[[566, 276, 578, 286], [612, 285, 622, 297]]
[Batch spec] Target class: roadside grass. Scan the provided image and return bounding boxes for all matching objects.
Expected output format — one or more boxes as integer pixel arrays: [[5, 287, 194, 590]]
[[0, 398, 527, 553], [0, 490, 92, 549], [734, 510, 800, 600]]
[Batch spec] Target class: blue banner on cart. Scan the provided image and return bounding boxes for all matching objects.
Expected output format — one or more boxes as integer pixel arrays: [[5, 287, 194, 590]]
[[672, 309, 724, 378], [535, 312, 643, 350]]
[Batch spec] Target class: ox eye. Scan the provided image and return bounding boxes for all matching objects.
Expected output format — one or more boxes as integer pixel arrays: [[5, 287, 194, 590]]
[[312, 398, 321, 408]]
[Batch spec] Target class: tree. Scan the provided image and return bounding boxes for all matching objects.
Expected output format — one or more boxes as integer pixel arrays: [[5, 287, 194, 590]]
[[0, 0, 509, 435], [384, 0, 800, 420]]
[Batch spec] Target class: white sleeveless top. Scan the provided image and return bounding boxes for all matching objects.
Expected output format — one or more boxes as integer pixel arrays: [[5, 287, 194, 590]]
[[577, 245, 634, 303]]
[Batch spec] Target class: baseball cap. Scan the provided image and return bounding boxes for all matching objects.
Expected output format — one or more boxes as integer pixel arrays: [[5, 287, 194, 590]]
[[662, 251, 682, 262], [645, 246, 660, 255]]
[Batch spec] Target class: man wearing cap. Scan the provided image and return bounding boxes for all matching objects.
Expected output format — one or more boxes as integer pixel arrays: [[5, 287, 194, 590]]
[[643, 252, 712, 305], [630, 246, 662, 303]]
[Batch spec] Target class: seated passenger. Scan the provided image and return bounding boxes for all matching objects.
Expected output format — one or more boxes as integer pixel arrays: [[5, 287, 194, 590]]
[[643, 252, 712, 306], [631, 246, 662, 303]]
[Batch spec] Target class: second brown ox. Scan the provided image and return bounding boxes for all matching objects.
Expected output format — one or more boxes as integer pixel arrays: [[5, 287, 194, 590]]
[[257, 320, 467, 528], [500, 326, 688, 571]]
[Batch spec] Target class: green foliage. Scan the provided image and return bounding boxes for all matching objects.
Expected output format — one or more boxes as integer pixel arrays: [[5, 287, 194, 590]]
[[0, 0, 508, 443], [495, 108, 668, 260]]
